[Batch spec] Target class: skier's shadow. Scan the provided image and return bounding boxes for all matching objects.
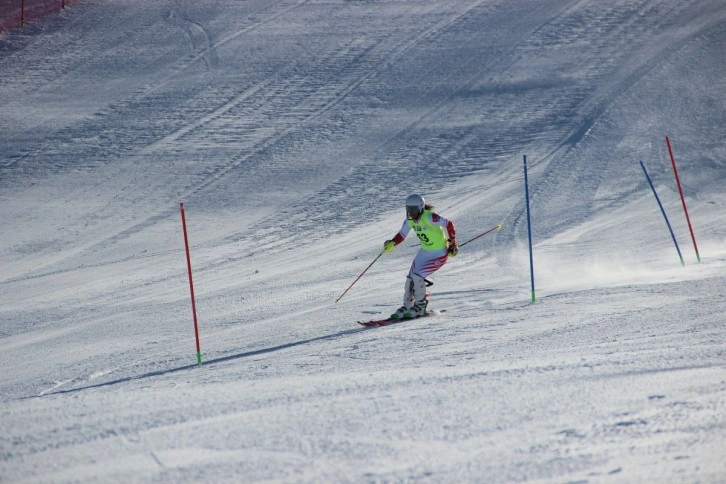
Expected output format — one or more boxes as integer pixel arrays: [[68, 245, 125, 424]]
[[32, 327, 365, 398]]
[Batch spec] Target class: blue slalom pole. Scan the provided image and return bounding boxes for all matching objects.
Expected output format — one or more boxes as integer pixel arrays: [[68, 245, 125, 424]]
[[640, 161, 684, 266], [523, 155, 535, 302]]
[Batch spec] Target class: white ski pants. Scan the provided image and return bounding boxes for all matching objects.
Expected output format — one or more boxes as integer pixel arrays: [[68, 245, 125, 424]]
[[403, 248, 448, 307]]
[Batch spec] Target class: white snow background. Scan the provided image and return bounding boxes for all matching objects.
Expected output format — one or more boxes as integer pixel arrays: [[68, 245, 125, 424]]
[[1, 0, 725, 482]]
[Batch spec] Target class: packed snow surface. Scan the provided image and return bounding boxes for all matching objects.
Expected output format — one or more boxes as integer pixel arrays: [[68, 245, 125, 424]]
[[1, 0, 725, 482]]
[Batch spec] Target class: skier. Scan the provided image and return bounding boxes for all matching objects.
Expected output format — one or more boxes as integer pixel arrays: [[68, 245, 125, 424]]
[[383, 194, 458, 319]]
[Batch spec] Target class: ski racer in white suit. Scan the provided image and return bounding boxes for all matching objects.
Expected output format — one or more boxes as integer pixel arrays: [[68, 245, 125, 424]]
[[383, 194, 458, 319]]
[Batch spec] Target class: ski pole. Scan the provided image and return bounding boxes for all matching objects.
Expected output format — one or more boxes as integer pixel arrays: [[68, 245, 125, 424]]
[[335, 250, 385, 303], [459, 224, 502, 248]]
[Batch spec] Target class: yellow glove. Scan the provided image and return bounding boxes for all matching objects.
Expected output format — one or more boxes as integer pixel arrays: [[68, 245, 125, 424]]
[[383, 240, 396, 253]]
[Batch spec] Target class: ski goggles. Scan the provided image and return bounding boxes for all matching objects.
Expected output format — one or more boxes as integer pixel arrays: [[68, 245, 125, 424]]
[[406, 205, 422, 218]]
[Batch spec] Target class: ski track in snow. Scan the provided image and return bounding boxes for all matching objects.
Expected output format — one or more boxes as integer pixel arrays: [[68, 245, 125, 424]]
[[1, 0, 725, 482]]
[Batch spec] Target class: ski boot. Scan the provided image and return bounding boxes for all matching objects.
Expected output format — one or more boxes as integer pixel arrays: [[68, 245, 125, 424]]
[[403, 299, 428, 319], [389, 306, 409, 320]]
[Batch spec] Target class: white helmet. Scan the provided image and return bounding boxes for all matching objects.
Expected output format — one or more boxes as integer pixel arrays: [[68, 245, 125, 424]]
[[405, 193, 425, 220]]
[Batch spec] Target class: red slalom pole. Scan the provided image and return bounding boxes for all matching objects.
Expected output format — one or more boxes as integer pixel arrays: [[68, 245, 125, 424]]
[[180, 202, 202, 366], [666, 136, 701, 263]]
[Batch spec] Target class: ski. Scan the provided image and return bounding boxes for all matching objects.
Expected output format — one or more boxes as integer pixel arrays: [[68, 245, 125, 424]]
[[358, 310, 444, 327]]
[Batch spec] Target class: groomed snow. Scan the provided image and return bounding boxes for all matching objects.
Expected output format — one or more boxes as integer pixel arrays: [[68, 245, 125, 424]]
[[1, 0, 725, 482]]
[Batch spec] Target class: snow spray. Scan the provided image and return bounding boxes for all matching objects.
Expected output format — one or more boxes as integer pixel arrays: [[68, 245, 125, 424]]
[[180, 202, 203, 366], [666, 136, 701, 263], [639, 161, 685, 266], [523, 155, 535, 303]]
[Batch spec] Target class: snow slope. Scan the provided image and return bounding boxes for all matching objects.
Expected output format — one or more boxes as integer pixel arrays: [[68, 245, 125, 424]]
[[1, 0, 725, 482]]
